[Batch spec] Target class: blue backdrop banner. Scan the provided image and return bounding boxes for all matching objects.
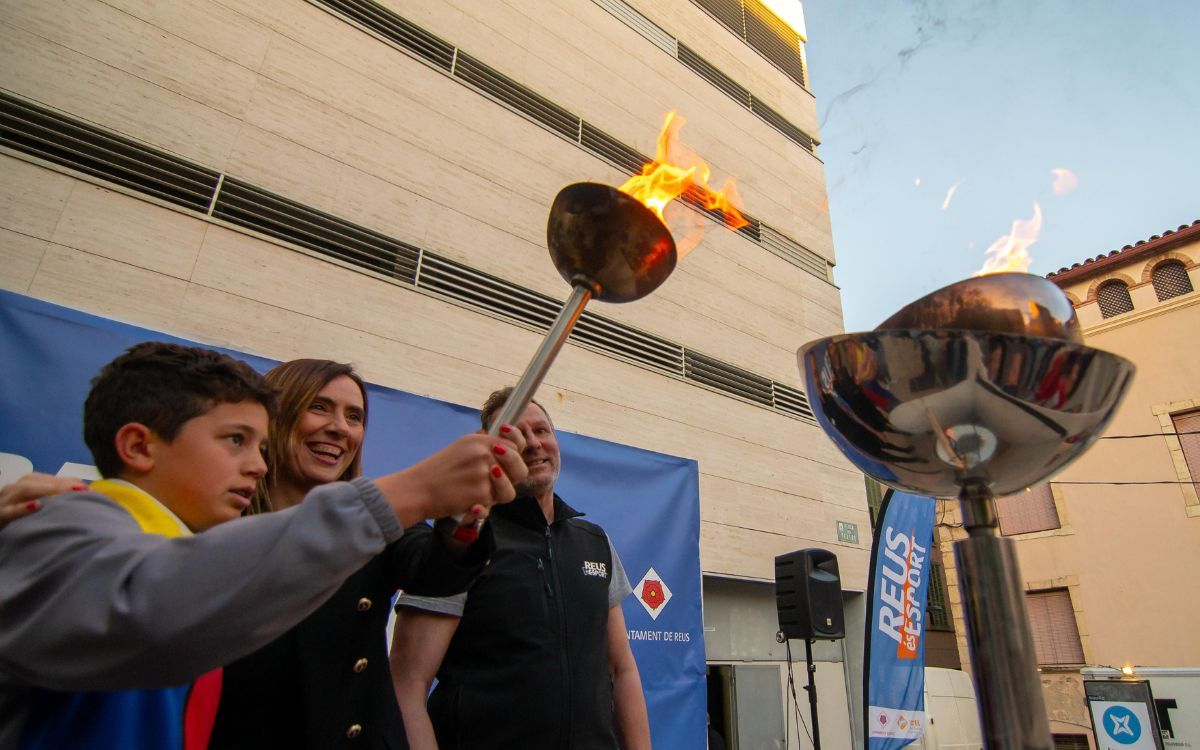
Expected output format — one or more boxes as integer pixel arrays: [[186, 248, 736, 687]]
[[864, 489, 936, 749], [0, 289, 706, 749]]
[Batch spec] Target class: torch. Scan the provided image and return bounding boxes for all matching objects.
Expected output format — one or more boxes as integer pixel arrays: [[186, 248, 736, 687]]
[[449, 111, 744, 535], [442, 181, 677, 536], [799, 272, 1134, 749], [482, 181, 677, 435]]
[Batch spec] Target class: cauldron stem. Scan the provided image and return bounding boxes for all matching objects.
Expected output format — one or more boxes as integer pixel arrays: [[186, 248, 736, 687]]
[[954, 483, 1053, 749]]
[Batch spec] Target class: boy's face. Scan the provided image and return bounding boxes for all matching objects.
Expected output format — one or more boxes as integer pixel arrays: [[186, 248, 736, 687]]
[[143, 400, 269, 531]]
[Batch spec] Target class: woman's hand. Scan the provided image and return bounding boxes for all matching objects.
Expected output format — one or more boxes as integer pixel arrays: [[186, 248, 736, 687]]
[[0, 473, 88, 530], [374, 426, 527, 528]]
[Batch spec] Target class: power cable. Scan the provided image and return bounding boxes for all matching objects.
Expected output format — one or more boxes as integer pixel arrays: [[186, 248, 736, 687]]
[[1098, 430, 1200, 440], [784, 639, 815, 749], [1051, 480, 1199, 486]]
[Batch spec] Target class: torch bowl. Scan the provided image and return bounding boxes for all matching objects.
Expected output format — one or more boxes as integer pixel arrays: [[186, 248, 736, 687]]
[[546, 182, 677, 303], [798, 330, 1134, 497], [876, 272, 1083, 342]]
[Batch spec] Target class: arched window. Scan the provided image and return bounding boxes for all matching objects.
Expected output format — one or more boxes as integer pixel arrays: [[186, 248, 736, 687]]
[[1096, 280, 1133, 318], [1151, 260, 1194, 301]]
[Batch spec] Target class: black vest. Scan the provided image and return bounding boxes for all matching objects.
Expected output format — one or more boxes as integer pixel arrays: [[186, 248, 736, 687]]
[[429, 495, 617, 750]]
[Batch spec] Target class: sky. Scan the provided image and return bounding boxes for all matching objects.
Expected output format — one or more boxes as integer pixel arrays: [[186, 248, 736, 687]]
[[800, 1, 1200, 331]]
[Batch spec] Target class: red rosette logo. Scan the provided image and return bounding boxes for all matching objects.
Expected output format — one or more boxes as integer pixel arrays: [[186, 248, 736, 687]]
[[641, 580, 665, 610], [634, 567, 673, 620]]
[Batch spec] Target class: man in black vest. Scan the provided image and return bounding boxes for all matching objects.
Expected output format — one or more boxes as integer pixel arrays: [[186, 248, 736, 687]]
[[390, 389, 651, 749]]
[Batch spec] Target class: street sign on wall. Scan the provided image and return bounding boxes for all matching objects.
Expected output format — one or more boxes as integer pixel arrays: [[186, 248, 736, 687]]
[[1086, 680, 1165, 750]]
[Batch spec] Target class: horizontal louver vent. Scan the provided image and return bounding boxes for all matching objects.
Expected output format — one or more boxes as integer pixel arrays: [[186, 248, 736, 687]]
[[685, 350, 773, 406], [690, 0, 805, 88], [416, 253, 560, 330], [572, 312, 684, 374], [580, 122, 649, 176], [0, 90, 218, 212], [692, 0, 746, 37], [1, 88, 816, 424], [760, 225, 827, 281], [312, 0, 826, 280], [743, 0, 805, 87], [453, 52, 581, 140], [213, 179, 419, 283], [749, 97, 813, 150], [736, 216, 763, 243], [318, 0, 454, 70], [678, 43, 751, 107], [594, 1, 813, 153], [772, 382, 814, 421], [681, 185, 745, 232], [592, 0, 677, 55]]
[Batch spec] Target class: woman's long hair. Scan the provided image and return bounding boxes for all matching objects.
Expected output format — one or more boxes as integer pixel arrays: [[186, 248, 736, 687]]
[[249, 359, 368, 514]]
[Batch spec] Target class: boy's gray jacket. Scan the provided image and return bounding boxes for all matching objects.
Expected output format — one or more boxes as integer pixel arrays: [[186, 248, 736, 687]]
[[0, 477, 402, 693]]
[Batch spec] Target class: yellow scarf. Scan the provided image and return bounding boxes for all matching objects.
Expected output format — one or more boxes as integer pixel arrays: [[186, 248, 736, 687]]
[[90, 479, 191, 538]]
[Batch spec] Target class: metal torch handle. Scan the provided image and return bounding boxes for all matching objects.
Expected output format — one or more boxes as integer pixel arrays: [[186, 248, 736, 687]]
[[448, 282, 594, 526], [486, 282, 593, 436]]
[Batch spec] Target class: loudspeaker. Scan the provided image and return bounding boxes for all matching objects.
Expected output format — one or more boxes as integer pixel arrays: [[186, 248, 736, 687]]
[[775, 548, 845, 640]]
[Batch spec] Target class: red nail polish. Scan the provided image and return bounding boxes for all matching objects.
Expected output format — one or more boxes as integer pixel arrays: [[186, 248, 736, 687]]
[[452, 525, 479, 543], [72, 484, 87, 491], [25, 501, 40, 511], [491, 465, 503, 478], [499, 424, 512, 434], [493, 444, 507, 456]]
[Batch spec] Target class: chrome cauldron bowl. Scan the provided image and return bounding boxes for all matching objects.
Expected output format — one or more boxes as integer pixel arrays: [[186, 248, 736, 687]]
[[799, 272, 1136, 750], [798, 329, 1134, 498]]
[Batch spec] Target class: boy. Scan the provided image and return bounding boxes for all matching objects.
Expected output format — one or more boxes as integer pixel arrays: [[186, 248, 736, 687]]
[[0, 342, 525, 749]]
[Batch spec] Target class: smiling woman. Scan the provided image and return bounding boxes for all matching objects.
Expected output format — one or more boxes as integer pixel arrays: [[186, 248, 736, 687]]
[[209, 359, 492, 749], [252, 360, 369, 513]]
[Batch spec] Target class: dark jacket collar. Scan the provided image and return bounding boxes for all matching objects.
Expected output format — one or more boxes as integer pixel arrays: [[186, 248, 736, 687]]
[[495, 493, 584, 529]]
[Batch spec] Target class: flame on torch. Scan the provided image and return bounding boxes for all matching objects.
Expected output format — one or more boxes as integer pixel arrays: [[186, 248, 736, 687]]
[[975, 203, 1042, 276], [618, 111, 748, 257]]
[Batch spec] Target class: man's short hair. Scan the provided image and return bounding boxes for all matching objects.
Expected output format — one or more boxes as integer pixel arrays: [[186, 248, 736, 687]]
[[480, 387, 553, 431], [83, 342, 276, 477]]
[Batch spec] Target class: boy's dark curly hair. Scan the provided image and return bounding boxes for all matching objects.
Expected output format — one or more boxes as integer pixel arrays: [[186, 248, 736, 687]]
[[83, 342, 276, 477]]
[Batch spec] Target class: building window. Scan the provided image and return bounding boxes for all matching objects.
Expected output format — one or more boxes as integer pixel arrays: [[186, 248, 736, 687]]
[[926, 558, 953, 631], [1052, 734, 1090, 750], [1152, 260, 1194, 301], [1173, 410, 1200, 492], [996, 484, 1060, 535], [1026, 589, 1084, 665], [864, 477, 885, 527], [1096, 280, 1134, 318]]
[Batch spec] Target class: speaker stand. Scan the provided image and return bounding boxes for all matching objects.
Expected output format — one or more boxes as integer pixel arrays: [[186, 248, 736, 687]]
[[803, 638, 821, 750]]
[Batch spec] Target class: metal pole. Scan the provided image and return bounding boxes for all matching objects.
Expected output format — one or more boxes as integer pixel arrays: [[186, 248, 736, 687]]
[[447, 282, 593, 531], [486, 282, 592, 435], [804, 638, 821, 750], [954, 482, 1052, 749]]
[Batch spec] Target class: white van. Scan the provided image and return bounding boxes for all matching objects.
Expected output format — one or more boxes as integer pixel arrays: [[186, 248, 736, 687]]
[[909, 667, 982, 750]]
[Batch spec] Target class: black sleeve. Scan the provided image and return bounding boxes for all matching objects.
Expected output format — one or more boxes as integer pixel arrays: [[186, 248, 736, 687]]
[[382, 521, 494, 596]]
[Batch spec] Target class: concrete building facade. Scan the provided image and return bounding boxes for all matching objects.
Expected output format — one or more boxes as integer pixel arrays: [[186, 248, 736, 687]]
[[936, 220, 1200, 749], [0, 0, 869, 746]]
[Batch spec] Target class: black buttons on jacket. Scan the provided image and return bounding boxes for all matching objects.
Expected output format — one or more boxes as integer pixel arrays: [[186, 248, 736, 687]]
[[353, 658, 369, 673], [346, 723, 363, 739], [356, 597, 372, 611]]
